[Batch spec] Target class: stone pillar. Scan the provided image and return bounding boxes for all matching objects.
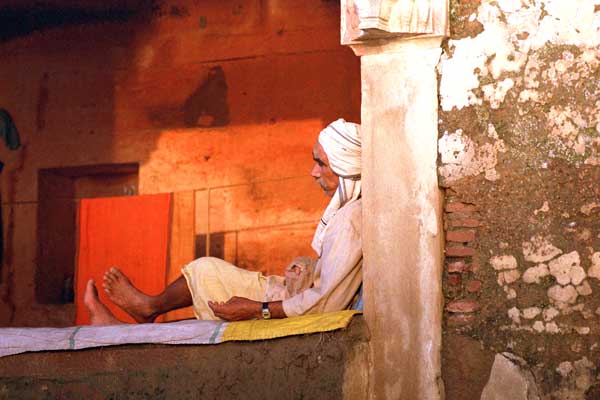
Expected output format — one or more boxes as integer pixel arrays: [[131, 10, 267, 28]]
[[341, 1, 448, 399]]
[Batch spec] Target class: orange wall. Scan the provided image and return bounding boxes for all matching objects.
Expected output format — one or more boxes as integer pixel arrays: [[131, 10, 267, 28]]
[[0, 0, 361, 326]]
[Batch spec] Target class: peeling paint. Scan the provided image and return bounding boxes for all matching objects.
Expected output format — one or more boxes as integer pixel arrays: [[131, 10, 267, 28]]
[[438, 129, 506, 183]]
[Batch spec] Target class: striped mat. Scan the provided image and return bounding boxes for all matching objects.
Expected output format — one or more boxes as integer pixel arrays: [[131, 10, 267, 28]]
[[0, 310, 360, 358]]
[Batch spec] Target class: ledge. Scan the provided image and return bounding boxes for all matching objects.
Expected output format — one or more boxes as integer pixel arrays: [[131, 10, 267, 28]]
[[0, 316, 368, 399]]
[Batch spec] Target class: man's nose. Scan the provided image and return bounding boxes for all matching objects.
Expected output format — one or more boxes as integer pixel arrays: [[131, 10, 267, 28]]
[[311, 163, 320, 178]]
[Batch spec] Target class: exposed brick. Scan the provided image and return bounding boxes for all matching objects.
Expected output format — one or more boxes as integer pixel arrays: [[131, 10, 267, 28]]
[[448, 219, 480, 228], [445, 246, 476, 257], [446, 230, 476, 243], [447, 273, 462, 287], [446, 299, 480, 313], [447, 313, 475, 327], [446, 211, 477, 220], [445, 202, 478, 213], [465, 280, 482, 293], [447, 260, 468, 273]]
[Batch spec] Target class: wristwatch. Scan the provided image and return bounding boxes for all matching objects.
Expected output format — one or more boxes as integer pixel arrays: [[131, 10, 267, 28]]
[[261, 302, 271, 319]]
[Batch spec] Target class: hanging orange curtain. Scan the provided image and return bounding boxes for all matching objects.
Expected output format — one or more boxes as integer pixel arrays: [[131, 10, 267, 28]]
[[75, 194, 171, 325]]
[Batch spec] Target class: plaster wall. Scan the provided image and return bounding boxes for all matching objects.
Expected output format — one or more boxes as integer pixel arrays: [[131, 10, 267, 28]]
[[360, 38, 444, 400], [439, 1, 600, 398], [0, 0, 361, 327]]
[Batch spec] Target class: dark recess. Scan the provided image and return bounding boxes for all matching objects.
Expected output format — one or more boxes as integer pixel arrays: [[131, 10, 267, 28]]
[[0, 1, 159, 42]]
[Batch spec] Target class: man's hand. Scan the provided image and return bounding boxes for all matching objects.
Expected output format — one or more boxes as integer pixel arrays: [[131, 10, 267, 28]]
[[208, 296, 261, 321]]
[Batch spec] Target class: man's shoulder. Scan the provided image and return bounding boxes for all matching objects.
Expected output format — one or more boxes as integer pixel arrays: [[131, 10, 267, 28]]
[[332, 199, 362, 231]]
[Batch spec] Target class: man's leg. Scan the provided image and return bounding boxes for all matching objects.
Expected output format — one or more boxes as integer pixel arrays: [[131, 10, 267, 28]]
[[103, 267, 193, 323]]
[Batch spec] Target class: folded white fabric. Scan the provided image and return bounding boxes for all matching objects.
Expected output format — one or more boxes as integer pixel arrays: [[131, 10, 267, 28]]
[[0, 320, 227, 358]]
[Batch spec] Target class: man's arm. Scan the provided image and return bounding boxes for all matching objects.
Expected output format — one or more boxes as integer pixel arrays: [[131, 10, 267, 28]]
[[282, 204, 362, 317], [208, 297, 286, 321]]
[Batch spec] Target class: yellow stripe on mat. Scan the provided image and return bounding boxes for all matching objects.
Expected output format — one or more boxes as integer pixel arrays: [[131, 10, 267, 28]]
[[221, 310, 361, 342]]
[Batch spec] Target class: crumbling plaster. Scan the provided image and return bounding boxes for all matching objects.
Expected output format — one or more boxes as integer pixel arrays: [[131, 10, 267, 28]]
[[440, 0, 600, 398], [439, 0, 600, 185]]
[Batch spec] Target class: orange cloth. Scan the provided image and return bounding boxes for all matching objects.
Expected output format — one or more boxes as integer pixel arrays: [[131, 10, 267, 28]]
[[75, 194, 171, 325]]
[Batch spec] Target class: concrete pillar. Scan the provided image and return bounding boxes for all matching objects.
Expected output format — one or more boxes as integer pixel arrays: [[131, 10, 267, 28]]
[[341, 1, 448, 399]]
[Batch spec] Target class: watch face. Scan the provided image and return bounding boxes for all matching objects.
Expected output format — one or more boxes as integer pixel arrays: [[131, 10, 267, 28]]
[[262, 303, 271, 319]]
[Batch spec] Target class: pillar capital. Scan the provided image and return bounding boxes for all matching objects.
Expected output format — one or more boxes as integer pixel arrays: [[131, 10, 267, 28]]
[[341, 0, 449, 55]]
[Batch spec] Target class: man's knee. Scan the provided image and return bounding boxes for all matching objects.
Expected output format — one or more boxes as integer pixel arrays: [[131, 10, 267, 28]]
[[183, 256, 228, 275]]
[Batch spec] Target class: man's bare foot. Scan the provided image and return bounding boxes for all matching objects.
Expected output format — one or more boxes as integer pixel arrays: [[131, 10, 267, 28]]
[[84, 280, 122, 326], [103, 267, 157, 323]]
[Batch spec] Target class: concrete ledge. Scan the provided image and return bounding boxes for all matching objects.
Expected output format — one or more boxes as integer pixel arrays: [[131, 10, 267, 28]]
[[0, 316, 368, 399]]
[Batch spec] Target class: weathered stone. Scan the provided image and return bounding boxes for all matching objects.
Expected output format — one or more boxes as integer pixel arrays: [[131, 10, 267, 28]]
[[522, 307, 541, 320], [576, 281, 592, 296], [490, 255, 518, 270], [508, 307, 521, 324], [442, 334, 495, 400], [547, 284, 578, 305], [574, 326, 590, 335], [503, 286, 517, 300], [587, 252, 600, 280], [522, 236, 562, 263], [543, 307, 559, 321], [522, 264, 549, 284], [480, 353, 540, 400], [548, 251, 584, 286], [497, 270, 521, 286], [545, 322, 560, 334]]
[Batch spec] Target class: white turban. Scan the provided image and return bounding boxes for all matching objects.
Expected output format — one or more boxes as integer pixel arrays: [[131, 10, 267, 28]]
[[311, 119, 362, 255]]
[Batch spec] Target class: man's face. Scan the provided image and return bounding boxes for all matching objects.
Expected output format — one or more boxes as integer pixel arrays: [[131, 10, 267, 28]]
[[311, 142, 339, 197]]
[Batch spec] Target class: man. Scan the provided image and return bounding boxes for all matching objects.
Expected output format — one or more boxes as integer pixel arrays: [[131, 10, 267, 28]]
[[84, 118, 363, 324]]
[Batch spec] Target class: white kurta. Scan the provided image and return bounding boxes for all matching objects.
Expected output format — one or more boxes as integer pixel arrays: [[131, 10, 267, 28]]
[[182, 199, 363, 320]]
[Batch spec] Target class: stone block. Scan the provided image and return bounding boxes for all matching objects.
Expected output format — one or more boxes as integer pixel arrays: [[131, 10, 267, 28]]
[[442, 334, 495, 400], [480, 353, 540, 400]]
